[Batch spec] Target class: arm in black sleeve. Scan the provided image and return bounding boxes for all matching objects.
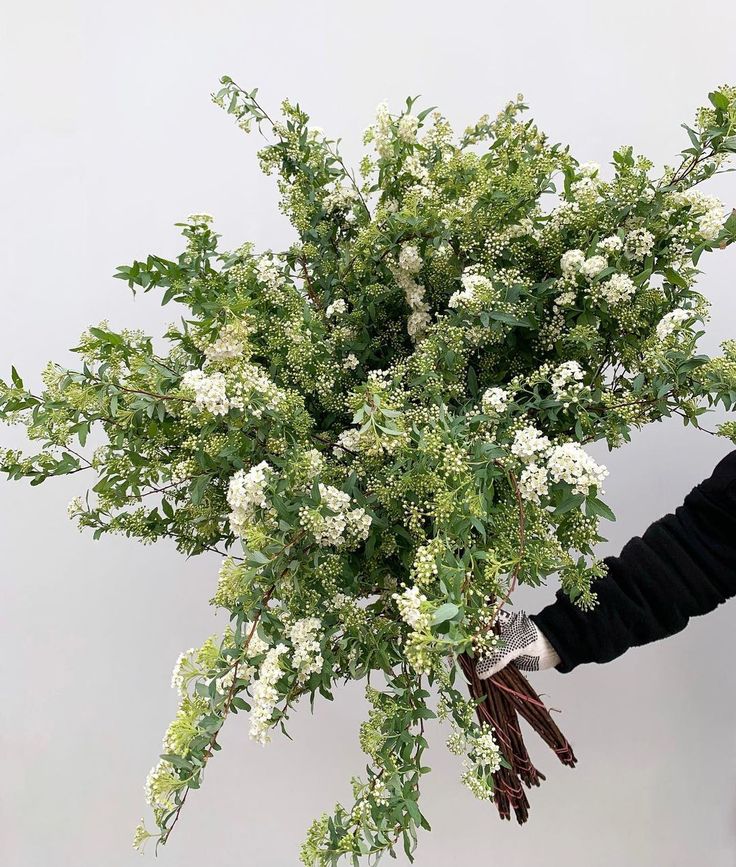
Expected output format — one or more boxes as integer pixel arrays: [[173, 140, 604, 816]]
[[530, 449, 736, 673]]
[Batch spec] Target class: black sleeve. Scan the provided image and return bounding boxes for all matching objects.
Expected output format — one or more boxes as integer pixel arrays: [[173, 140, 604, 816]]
[[530, 449, 736, 673]]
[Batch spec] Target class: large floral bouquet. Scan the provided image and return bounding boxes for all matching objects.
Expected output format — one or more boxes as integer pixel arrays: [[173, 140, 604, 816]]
[[2, 77, 736, 864]]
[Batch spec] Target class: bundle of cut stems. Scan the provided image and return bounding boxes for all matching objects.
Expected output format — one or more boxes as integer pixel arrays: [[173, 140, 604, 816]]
[[458, 652, 576, 824]]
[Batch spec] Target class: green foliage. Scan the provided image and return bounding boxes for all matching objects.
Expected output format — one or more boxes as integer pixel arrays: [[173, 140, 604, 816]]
[[3, 79, 736, 863]]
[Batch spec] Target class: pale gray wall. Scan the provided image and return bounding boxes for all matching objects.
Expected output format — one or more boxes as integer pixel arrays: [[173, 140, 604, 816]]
[[2, 2, 736, 865]]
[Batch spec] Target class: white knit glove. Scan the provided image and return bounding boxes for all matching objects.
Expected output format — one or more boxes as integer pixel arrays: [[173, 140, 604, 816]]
[[476, 609, 561, 679]]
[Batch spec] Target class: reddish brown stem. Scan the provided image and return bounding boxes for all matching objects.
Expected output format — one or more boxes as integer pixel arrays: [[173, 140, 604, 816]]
[[459, 652, 577, 824]]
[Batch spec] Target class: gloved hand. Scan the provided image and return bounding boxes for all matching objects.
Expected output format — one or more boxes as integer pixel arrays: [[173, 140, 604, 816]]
[[476, 609, 561, 679]]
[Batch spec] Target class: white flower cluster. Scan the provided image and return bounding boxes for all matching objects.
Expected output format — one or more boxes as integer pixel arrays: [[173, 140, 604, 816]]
[[559, 246, 637, 307], [300, 483, 372, 548], [204, 322, 247, 362], [249, 631, 270, 657], [518, 462, 549, 503], [561, 249, 608, 281], [326, 298, 347, 318], [656, 307, 691, 341], [550, 360, 585, 402], [390, 243, 431, 339], [510, 424, 551, 461], [249, 643, 288, 745], [481, 386, 510, 415], [449, 723, 502, 800], [323, 185, 360, 213], [144, 759, 178, 810], [404, 154, 429, 182], [579, 254, 607, 280], [368, 101, 393, 160], [343, 353, 359, 370], [182, 363, 285, 418], [229, 362, 285, 418], [547, 442, 608, 495], [671, 190, 725, 241], [470, 725, 502, 770], [560, 249, 586, 276], [181, 369, 230, 415], [598, 234, 623, 255], [397, 113, 419, 143], [398, 243, 422, 273], [334, 427, 362, 455], [595, 272, 636, 306], [288, 617, 324, 686], [170, 647, 196, 695], [577, 161, 600, 178], [227, 462, 271, 537], [255, 255, 284, 295], [393, 585, 431, 631], [448, 271, 493, 309], [302, 448, 324, 480], [625, 228, 655, 260], [512, 431, 607, 502]]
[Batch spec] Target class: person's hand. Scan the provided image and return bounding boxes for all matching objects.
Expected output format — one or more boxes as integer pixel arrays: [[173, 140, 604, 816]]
[[476, 609, 561, 679]]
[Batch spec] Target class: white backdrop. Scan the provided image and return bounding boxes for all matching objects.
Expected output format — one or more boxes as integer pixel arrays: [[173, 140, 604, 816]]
[[2, 2, 736, 865]]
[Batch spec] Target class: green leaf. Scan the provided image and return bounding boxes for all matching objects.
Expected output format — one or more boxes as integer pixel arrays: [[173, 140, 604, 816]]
[[189, 474, 212, 505], [709, 91, 730, 111], [554, 489, 585, 516], [488, 310, 532, 327], [431, 602, 459, 625], [585, 496, 616, 522]]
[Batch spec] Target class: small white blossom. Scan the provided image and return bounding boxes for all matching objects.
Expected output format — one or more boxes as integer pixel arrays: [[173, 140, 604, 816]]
[[598, 234, 623, 254], [481, 386, 510, 415], [204, 323, 246, 362], [288, 617, 324, 685], [334, 428, 361, 455], [343, 353, 359, 370], [449, 272, 493, 309], [181, 369, 230, 415], [550, 361, 584, 401], [393, 585, 430, 631], [398, 243, 422, 274], [326, 298, 347, 318], [546, 443, 608, 495], [300, 484, 372, 548], [578, 161, 600, 178], [518, 462, 549, 503], [698, 209, 724, 241], [596, 272, 636, 306], [580, 255, 608, 281], [323, 185, 359, 212], [397, 114, 419, 143], [560, 249, 586, 276], [510, 424, 551, 462], [625, 228, 655, 260], [227, 462, 271, 537], [170, 647, 196, 694], [249, 643, 288, 745], [656, 308, 691, 340]]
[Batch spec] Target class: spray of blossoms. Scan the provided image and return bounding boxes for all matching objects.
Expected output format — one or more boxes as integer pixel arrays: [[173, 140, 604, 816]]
[[2, 78, 736, 864]]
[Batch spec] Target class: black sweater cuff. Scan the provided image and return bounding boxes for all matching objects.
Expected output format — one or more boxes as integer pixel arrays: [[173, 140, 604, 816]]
[[530, 449, 736, 673]]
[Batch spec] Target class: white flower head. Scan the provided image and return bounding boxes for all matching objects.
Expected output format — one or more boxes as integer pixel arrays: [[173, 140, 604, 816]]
[[656, 308, 691, 341], [560, 249, 586, 276], [510, 424, 551, 462], [547, 442, 608, 496], [580, 255, 608, 281], [481, 386, 510, 415]]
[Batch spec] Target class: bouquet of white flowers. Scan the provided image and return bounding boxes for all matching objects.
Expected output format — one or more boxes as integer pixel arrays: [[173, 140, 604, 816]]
[[2, 77, 736, 864]]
